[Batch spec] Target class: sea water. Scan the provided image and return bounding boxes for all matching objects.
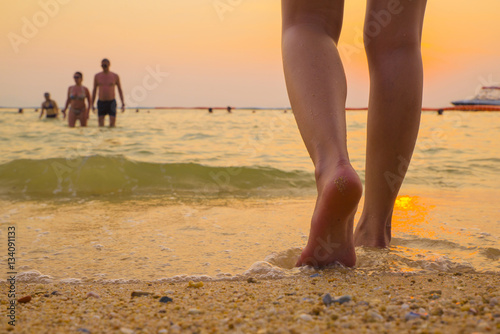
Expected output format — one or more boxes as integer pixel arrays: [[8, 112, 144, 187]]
[[0, 108, 498, 283]]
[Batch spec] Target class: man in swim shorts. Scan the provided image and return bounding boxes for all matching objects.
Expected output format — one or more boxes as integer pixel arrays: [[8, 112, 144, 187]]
[[92, 58, 125, 127]]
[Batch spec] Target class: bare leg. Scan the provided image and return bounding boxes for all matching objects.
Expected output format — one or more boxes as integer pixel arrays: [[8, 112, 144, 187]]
[[80, 113, 87, 127], [109, 116, 116, 128], [282, 0, 362, 267], [98, 116, 105, 127], [354, 0, 427, 248], [68, 110, 76, 128]]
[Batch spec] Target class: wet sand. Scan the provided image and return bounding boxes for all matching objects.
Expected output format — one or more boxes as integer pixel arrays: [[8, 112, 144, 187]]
[[5, 271, 499, 333]]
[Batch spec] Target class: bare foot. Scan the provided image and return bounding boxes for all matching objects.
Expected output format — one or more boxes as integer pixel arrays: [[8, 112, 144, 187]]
[[296, 163, 362, 268], [354, 210, 392, 248]]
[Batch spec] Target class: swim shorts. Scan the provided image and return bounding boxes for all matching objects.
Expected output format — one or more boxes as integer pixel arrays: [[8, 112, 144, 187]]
[[97, 99, 117, 117]]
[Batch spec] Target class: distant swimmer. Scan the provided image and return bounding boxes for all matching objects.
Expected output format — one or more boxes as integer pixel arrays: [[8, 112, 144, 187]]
[[62, 72, 92, 128], [18, 108, 23, 114], [39, 93, 59, 119], [136, 109, 139, 113], [208, 108, 213, 113], [227, 106, 232, 113], [92, 58, 125, 127]]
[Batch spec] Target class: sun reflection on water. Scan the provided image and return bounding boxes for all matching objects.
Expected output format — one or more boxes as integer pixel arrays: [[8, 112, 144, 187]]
[[392, 195, 436, 238]]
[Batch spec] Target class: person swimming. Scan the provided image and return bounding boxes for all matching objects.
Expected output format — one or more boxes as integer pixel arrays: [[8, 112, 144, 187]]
[[61, 72, 92, 127], [39, 92, 59, 119]]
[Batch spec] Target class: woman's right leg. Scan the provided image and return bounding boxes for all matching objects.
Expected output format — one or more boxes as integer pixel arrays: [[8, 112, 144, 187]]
[[68, 110, 76, 128], [354, 0, 427, 248], [282, 0, 362, 267]]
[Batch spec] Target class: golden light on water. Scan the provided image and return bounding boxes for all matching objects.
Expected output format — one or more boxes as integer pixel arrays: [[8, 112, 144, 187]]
[[392, 195, 436, 239], [395, 196, 415, 210]]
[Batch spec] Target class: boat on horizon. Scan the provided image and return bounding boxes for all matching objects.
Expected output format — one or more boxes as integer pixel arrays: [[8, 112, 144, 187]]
[[452, 86, 500, 106]]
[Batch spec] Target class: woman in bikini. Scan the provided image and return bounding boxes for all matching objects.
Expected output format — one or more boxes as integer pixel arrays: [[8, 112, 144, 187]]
[[62, 72, 92, 127], [39, 92, 60, 119]]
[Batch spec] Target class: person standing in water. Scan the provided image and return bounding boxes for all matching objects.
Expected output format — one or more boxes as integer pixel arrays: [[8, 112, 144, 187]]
[[39, 92, 60, 119], [62, 72, 92, 127], [92, 58, 125, 127], [281, 0, 427, 267]]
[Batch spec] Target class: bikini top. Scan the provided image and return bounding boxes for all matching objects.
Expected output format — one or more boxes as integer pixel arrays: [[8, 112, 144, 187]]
[[44, 100, 56, 115], [70, 87, 86, 100]]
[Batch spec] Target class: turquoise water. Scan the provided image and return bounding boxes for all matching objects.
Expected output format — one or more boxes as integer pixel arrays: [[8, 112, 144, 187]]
[[0, 108, 499, 281]]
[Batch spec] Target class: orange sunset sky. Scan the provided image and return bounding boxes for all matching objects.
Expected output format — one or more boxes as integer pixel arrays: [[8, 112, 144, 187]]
[[1, 0, 499, 108]]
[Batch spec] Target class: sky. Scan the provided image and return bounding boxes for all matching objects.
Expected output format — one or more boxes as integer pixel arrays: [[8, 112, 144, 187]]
[[1, 0, 500, 108]]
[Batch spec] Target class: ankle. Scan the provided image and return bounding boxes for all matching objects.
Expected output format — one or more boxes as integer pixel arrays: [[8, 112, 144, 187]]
[[314, 158, 353, 184], [358, 211, 393, 229], [354, 214, 392, 248]]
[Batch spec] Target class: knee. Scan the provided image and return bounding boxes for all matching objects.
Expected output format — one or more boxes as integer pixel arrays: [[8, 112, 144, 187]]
[[282, 2, 343, 43], [283, 16, 342, 44], [364, 27, 421, 62], [363, 2, 424, 60]]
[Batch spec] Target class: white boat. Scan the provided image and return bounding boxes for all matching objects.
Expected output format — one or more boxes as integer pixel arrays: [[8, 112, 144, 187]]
[[452, 86, 500, 106]]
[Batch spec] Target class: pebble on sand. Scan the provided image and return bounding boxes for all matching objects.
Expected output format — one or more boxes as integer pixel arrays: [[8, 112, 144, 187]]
[[17, 296, 32, 304], [298, 314, 313, 321], [369, 311, 384, 321], [86, 292, 100, 299], [76, 328, 91, 334], [131, 291, 151, 297], [322, 293, 333, 306], [323, 293, 352, 306], [405, 311, 425, 321], [335, 295, 352, 304], [188, 281, 204, 288], [159, 296, 173, 303]]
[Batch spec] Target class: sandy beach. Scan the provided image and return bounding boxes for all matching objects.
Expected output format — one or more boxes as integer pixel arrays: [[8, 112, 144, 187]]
[[4, 271, 499, 333]]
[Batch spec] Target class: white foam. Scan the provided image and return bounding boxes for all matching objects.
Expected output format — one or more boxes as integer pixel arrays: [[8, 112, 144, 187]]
[[16, 270, 53, 283], [15, 245, 486, 285], [241, 261, 287, 279], [264, 247, 302, 269], [60, 278, 83, 284]]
